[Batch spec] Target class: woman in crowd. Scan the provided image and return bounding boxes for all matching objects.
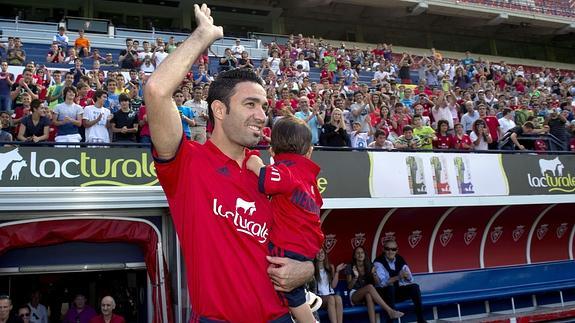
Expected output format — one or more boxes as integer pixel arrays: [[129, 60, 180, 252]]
[[452, 123, 473, 150], [375, 105, 394, 140], [434, 119, 453, 149], [368, 92, 384, 128], [346, 247, 403, 323], [17, 99, 50, 143], [470, 119, 493, 150], [314, 248, 346, 323], [320, 108, 349, 147]]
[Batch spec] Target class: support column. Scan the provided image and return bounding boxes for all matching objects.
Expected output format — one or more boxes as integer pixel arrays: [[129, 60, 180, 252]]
[[271, 17, 285, 34], [83, 0, 94, 18], [355, 24, 365, 43], [180, 1, 193, 30], [426, 32, 434, 49], [489, 38, 498, 56]]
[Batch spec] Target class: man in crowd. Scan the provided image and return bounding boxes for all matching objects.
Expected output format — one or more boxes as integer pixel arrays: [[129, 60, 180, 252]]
[[0, 61, 14, 112], [375, 240, 427, 323], [0, 295, 21, 323], [52, 86, 83, 144], [294, 96, 323, 145], [184, 86, 209, 144], [74, 29, 91, 57], [89, 296, 125, 323], [111, 94, 138, 143], [119, 38, 139, 70], [27, 291, 48, 323], [144, 4, 313, 322], [83, 90, 112, 144], [7, 38, 26, 66]]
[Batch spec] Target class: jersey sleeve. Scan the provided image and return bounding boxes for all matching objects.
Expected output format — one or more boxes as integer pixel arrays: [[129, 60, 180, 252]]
[[258, 163, 296, 196], [153, 136, 191, 199]]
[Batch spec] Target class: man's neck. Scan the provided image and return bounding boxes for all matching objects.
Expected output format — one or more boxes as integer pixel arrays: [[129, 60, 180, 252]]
[[64, 99, 74, 105], [210, 131, 246, 167]]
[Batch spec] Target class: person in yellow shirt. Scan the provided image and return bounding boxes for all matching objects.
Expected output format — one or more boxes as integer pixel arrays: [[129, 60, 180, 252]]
[[74, 29, 91, 57], [412, 114, 436, 149]]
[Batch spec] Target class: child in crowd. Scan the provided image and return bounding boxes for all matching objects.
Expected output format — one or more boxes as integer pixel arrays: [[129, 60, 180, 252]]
[[247, 116, 324, 323], [349, 121, 371, 148]]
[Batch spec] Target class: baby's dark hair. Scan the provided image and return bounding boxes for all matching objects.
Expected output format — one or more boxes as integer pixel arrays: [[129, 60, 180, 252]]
[[270, 116, 312, 155]]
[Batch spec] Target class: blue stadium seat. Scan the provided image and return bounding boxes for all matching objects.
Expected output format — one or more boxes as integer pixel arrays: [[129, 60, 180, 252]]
[[320, 260, 575, 322]]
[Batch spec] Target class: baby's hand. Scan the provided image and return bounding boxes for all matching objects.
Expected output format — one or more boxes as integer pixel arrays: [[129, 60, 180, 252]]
[[246, 155, 264, 174]]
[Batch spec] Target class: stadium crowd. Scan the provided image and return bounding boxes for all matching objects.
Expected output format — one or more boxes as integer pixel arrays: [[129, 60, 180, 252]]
[[1, 30, 574, 151]]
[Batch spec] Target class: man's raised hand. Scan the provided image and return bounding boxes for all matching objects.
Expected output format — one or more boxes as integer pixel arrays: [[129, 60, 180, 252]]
[[194, 4, 223, 41]]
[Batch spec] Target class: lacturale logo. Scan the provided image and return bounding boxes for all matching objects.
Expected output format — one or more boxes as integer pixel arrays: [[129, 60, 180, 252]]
[[527, 157, 575, 193], [0, 148, 27, 181]]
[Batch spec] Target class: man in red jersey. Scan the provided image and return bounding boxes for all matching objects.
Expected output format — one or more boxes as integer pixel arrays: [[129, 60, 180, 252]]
[[144, 4, 313, 323]]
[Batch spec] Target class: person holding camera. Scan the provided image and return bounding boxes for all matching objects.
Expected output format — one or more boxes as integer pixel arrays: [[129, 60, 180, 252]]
[[46, 43, 65, 63], [470, 119, 492, 150]]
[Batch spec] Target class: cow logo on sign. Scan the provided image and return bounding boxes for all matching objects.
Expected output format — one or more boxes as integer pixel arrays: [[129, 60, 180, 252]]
[[351, 233, 366, 249], [556, 223, 568, 239], [439, 229, 453, 247], [512, 225, 525, 242], [381, 232, 396, 247], [537, 224, 548, 240], [408, 230, 422, 248], [324, 234, 337, 253], [490, 226, 503, 244], [464, 228, 477, 246]]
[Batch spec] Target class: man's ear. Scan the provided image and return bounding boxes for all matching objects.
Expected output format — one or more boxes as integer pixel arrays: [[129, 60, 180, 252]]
[[211, 100, 225, 121], [268, 146, 275, 157]]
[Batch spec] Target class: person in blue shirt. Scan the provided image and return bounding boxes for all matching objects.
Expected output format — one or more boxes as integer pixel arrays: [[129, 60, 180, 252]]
[[294, 96, 323, 145], [174, 90, 195, 139], [374, 240, 427, 323]]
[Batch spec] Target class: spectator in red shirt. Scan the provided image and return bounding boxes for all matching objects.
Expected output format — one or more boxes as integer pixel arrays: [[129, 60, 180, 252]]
[[434, 119, 453, 149], [478, 103, 500, 149], [89, 296, 125, 323], [452, 123, 472, 150], [46, 43, 65, 63], [144, 5, 313, 322]]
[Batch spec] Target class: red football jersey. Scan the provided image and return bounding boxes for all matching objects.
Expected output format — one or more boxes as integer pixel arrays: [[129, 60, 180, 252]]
[[154, 140, 288, 322], [260, 153, 324, 259], [434, 134, 453, 149]]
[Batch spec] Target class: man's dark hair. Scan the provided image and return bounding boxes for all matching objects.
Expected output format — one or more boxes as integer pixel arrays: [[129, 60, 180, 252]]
[[52, 70, 62, 75], [173, 89, 183, 97], [502, 108, 512, 116], [119, 93, 130, 102], [270, 116, 312, 156], [94, 90, 107, 101], [63, 86, 77, 98], [374, 129, 386, 139], [30, 99, 42, 112], [403, 125, 413, 133], [206, 68, 264, 126], [523, 121, 535, 129]]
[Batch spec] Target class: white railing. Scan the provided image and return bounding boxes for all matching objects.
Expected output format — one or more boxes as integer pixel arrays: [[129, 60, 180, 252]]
[[0, 17, 268, 58]]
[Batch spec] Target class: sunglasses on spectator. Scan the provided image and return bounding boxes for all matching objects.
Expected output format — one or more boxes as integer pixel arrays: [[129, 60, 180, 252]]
[[384, 247, 398, 251]]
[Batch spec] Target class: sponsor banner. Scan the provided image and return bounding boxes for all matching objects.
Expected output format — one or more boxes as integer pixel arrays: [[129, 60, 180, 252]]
[[0, 147, 372, 198], [369, 152, 508, 198], [261, 150, 371, 199], [0, 147, 157, 187], [503, 155, 575, 195]]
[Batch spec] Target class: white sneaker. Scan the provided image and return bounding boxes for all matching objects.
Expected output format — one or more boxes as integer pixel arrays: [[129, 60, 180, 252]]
[[306, 291, 322, 312]]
